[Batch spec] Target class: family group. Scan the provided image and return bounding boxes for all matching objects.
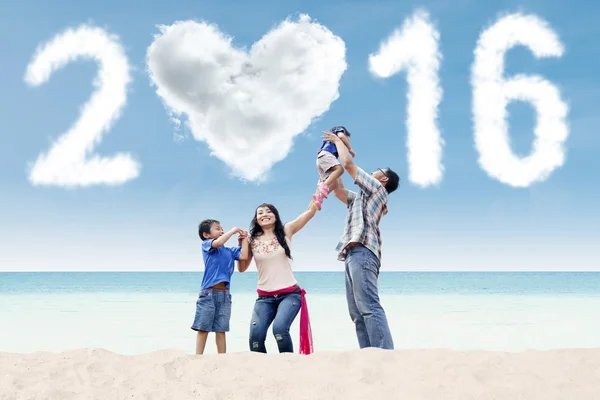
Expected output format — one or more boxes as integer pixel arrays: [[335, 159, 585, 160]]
[[191, 127, 400, 355]]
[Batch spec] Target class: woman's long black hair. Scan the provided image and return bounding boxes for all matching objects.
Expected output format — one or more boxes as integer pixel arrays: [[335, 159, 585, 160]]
[[249, 203, 292, 259]]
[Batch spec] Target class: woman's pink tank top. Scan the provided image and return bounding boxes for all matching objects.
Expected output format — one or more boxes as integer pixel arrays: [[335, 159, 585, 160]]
[[250, 235, 297, 292]]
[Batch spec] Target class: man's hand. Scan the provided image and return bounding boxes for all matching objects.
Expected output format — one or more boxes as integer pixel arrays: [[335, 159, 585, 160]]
[[322, 130, 342, 145], [350, 149, 356, 157]]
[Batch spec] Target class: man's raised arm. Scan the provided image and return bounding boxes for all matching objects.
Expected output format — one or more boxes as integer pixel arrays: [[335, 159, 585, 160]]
[[333, 177, 356, 205], [322, 131, 357, 180]]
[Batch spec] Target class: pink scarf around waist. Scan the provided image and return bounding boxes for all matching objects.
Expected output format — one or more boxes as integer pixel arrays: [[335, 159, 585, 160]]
[[256, 285, 313, 355]]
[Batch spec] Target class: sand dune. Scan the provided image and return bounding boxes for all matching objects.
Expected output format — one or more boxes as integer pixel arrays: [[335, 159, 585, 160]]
[[1, 348, 599, 399]]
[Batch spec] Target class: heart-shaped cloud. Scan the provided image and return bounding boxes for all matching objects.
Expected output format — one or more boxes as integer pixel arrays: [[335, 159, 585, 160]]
[[146, 15, 347, 181]]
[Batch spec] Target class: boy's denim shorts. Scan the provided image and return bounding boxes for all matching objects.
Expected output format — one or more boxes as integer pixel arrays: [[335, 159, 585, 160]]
[[191, 288, 232, 333]]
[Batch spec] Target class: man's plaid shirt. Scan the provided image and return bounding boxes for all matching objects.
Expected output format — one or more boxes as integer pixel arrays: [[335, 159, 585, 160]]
[[336, 167, 388, 262]]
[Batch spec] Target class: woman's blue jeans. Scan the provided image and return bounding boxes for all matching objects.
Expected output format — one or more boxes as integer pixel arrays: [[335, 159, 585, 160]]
[[249, 290, 301, 353]]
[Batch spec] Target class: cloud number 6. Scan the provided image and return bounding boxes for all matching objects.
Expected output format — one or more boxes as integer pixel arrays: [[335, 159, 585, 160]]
[[471, 13, 569, 187]]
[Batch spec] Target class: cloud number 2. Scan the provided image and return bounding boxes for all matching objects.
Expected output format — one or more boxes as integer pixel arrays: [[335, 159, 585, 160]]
[[24, 24, 140, 187]]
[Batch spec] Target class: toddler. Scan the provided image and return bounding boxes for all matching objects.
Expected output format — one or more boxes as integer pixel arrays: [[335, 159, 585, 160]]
[[313, 126, 356, 209]]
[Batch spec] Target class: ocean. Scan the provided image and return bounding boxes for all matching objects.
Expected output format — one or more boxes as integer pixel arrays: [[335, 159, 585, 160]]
[[1, 272, 600, 355]]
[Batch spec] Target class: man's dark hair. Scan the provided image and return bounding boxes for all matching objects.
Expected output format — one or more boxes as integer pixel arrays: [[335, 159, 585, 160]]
[[198, 219, 219, 240], [383, 168, 400, 194]]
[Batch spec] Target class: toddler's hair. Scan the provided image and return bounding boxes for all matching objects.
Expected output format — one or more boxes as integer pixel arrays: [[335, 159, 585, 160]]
[[331, 126, 350, 137]]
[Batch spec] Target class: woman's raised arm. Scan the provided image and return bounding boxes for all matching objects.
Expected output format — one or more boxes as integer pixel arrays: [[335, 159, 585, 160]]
[[284, 200, 319, 239]]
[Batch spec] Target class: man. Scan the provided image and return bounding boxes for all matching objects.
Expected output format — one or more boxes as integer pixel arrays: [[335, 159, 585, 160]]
[[322, 130, 400, 350]]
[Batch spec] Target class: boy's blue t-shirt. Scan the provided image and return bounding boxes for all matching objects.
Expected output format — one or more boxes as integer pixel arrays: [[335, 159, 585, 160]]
[[201, 239, 241, 290]]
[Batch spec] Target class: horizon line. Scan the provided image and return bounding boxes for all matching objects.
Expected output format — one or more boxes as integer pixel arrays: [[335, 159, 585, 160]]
[[1, 270, 599, 273]]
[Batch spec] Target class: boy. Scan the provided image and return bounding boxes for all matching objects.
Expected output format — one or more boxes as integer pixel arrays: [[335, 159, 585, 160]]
[[313, 126, 356, 210], [191, 219, 249, 354]]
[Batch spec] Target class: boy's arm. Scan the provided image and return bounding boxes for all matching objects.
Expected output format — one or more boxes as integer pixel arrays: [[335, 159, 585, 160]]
[[211, 227, 242, 248]]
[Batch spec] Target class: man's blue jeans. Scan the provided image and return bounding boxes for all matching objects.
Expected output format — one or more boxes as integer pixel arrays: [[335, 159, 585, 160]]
[[345, 244, 394, 349], [249, 290, 301, 353]]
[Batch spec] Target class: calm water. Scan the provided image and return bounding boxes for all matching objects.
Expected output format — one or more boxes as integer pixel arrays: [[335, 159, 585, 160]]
[[2, 271, 600, 295], [1, 272, 600, 355]]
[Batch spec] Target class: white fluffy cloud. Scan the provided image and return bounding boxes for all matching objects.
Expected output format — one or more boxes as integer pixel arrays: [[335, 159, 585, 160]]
[[368, 9, 444, 188], [146, 15, 347, 181], [24, 24, 139, 187], [471, 13, 569, 187]]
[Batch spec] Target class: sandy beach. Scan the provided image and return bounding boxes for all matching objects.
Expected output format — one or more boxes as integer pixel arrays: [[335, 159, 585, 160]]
[[1, 348, 599, 399]]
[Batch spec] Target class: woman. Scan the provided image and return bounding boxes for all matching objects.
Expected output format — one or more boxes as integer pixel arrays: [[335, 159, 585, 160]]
[[238, 200, 319, 354]]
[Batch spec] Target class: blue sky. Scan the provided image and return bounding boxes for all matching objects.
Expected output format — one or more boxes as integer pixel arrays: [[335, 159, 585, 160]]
[[0, 0, 598, 271]]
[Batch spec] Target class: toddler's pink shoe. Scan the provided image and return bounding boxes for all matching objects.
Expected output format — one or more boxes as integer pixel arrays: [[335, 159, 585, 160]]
[[317, 182, 329, 198]]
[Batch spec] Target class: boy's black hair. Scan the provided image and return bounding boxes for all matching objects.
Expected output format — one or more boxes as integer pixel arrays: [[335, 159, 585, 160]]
[[198, 219, 219, 240]]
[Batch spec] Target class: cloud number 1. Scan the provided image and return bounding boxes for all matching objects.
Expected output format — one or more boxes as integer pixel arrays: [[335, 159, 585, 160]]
[[471, 13, 569, 187], [24, 24, 140, 187], [368, 9, 444, 188]]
